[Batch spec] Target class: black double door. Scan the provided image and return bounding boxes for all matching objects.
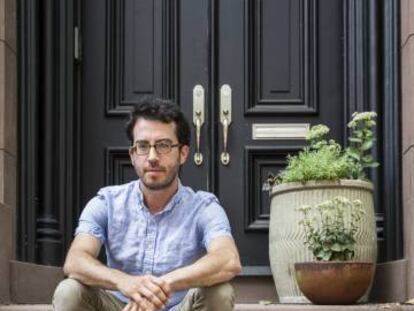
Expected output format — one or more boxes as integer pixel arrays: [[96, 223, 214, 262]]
[[81, 0, 344, 269]]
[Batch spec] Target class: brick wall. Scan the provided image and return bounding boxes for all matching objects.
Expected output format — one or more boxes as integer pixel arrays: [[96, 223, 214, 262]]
[[401, 0, 414, 299], [0, 0, 16, 303]]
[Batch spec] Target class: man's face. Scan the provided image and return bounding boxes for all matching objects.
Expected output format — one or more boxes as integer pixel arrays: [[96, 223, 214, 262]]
[[129, 118, 189, 191]]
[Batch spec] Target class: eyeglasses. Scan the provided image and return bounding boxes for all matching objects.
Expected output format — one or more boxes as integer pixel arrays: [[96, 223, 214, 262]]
[[130, 140, 181, 155]]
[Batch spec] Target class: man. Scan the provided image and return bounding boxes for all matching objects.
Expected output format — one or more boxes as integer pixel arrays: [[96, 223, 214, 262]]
[[53, 98, 242, 311]]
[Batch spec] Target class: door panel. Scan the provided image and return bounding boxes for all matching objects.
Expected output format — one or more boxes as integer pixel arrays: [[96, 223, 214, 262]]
[[177, 0, 211, 191], [81, 0, 345, 269], [250, 0, 314, 112], [217, 0, 344, 266], [81, 0, 210, 206]]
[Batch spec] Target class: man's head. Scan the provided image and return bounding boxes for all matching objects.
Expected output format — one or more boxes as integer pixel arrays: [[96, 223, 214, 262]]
[[126, 98, 191, 191], [126, 98, 191, 146]]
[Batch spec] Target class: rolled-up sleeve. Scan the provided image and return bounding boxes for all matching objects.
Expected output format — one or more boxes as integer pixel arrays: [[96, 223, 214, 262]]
[[75, 195, 108, 245], [198, 199, 233, 249]]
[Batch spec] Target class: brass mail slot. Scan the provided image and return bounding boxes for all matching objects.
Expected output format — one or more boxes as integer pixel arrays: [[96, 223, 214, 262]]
[[252, 123, 310, 140]]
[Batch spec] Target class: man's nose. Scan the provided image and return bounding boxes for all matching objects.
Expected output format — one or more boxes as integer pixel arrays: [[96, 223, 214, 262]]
[[147, 145, 159, 162]]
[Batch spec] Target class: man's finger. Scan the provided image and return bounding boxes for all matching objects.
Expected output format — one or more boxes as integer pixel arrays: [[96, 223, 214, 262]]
[[142, 277, 169, 303], [130, 292, 145, 305], [124, 301, 144, 311], [141, 298, 156, 311], [130, 302, 139, 311], [122, 302, 132, 311], [144, 280, 169, 301], [140, 285, 165, 309], [149, 276, 171, 296]]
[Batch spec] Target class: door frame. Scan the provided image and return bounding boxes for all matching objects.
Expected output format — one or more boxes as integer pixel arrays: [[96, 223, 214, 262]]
[[18, 0, 402, 265], [17, 0, 81, 264]]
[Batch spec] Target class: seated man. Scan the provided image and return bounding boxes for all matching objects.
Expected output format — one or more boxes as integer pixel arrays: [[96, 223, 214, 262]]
[[53, 98, 242, 311]]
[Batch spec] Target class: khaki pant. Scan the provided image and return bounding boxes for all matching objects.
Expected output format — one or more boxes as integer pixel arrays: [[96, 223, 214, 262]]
[[53, 278, 235, 311]]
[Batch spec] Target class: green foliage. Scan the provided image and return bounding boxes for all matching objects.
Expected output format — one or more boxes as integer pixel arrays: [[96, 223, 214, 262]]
[[346, 111, 379, 179], [279, 146, 351, 183], [298, 196, 364, 261], [268, 111, 379, 185]]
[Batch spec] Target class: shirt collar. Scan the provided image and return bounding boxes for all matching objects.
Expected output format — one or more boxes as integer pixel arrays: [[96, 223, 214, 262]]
[[135, 179, 183, 214]]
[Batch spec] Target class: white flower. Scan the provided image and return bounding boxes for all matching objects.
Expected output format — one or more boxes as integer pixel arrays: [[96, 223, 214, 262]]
[[306, 124, 330, 141], [348, 111, 377, 128]]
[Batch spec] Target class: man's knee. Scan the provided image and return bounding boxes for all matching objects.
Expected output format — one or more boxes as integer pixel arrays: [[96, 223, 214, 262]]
[[53, 278, 89, 310], [200, 282, 235, 307]]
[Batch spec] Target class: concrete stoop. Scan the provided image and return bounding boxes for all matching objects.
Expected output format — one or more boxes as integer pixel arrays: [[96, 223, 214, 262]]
[[0, 306, 52, 311], [1, 304, 414, 311], [235, 304, 414, 311]]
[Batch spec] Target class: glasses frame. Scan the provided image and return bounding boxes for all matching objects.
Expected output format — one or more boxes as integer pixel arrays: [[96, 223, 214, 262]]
[[130, 140, 182, 155]]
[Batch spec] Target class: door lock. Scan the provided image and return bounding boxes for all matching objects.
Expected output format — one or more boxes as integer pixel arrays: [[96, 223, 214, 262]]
[[193, 85, 205, 166], [220, 84, 232, 165]]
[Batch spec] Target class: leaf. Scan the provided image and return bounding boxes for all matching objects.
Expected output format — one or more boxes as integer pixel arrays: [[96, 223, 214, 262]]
[[364, 162, 380, 168], [347, 149, 360, 161], [365, 131, 374, 138], [331, 243, 342, 252], [316, 249, 326, 259], [348, 137, 363, 143], [362, 155, 374, 162], [354, 130, 363, 138], [322, 252, 332, 261], [361, 140, 374, 151]]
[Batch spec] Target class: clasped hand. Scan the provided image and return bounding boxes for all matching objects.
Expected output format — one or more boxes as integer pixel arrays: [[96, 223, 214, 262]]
[[118, 274, 171, 311]]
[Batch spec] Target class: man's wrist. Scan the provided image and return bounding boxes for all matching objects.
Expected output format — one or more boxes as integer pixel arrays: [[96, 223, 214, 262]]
[[161, 274, 176, 291], [110, 269, 130, 291]]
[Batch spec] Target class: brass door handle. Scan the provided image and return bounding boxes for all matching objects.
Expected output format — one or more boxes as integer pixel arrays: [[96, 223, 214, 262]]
[[220, 85, 232, 165], [193, 85, 205, 166]]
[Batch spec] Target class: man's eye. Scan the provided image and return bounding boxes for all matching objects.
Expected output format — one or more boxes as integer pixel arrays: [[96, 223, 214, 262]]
[[137, 143, 149, 150], [157, 142, 170, 149]]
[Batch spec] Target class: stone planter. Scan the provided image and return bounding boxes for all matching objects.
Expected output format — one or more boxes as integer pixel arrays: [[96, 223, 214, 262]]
[[269, 180, 377, 303]]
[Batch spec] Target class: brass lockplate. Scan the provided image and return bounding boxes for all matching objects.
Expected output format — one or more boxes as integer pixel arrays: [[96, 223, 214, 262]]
[[193, 85, 205, 126]]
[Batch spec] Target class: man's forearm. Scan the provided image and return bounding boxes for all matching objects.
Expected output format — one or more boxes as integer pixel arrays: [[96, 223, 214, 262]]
[[162, 250, 241, 291], [64, 250, 126, 290]]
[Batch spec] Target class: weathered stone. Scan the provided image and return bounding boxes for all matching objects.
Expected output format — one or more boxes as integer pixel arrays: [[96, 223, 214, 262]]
[[0, 0, 16, 52], [0, 42, 16, 156], [0, 203, 12, 303], [402, 38, 414, 152], [0, 150, 16, 208]]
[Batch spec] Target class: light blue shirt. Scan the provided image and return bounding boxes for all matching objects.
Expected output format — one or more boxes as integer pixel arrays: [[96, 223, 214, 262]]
[[75, 179, 233, 310]]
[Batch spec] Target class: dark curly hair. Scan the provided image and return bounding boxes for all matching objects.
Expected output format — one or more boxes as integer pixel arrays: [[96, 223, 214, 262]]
[[126, 97, 191, 146]]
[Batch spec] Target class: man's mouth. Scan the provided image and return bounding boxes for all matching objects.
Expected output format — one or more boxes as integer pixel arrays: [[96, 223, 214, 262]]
[[145, 169, 165, 173]]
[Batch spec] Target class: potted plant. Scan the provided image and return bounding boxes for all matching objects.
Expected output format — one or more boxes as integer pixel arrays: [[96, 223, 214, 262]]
[[267, 112, 378, 303], [294, 196, 375, 304]]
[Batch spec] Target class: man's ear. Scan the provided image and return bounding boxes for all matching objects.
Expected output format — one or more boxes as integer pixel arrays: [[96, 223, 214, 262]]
[[129, 148, 135, 165], [179, 145, 190, 165]]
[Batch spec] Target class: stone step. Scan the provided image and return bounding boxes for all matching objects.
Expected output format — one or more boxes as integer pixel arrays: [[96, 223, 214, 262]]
[[235, 304, 413, 311], [0, 306, 52, 311], [0, 304, 413, 311]]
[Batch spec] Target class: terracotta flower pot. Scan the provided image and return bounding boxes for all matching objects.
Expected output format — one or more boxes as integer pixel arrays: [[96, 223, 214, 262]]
[[294, 262, 375, 305]]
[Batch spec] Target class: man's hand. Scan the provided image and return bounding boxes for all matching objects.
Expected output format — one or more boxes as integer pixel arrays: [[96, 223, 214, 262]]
[[122, 300, 156, 311], [117, 274, 171, 310]]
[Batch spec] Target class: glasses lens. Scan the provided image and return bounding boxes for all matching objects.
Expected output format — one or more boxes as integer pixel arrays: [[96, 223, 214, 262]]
[[155, 141, 172, 154], [136, 142, 150, 155]]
